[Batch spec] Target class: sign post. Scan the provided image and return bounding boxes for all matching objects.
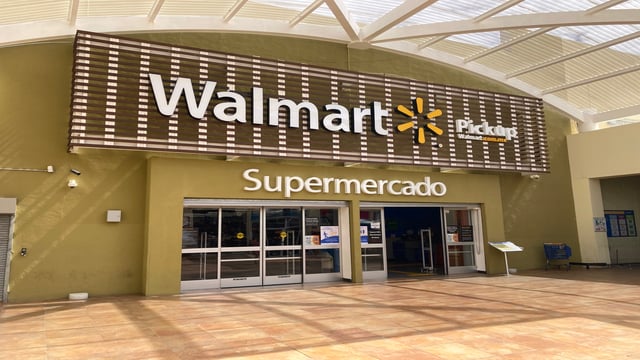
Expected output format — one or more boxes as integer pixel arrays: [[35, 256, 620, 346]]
[[489, 241, 524, 276]]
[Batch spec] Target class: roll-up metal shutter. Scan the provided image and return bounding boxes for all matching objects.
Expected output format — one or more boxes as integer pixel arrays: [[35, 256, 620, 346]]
[[0, 215, 11, 302]]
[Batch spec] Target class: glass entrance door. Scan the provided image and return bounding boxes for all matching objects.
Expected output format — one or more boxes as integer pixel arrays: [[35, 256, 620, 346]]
[[220, 208, 261, 288], [360, 209, 386, 281], [303, 208, 342, 282], [263, 208, 302, 285], [181, 209, 219, 291], [443, 208, 481, 274], [181, 201, 346, 290]]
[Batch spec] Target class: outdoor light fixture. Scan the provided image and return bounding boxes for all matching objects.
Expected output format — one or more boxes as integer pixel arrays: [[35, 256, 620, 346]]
[[68, 179, 78, 188], [20, 248, 27, 256], [0, 165, 55, 173], [522, 173, 541, 180]]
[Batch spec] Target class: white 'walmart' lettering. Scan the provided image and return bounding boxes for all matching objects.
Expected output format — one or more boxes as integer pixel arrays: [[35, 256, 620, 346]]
[[148, 73, 389, 136]]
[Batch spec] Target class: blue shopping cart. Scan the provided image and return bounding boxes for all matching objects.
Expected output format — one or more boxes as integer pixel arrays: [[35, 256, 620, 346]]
[[543, 243, 572, 270]]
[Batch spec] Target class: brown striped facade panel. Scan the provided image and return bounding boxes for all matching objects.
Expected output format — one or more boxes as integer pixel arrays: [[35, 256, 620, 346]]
[[69, 31, 549, 172]]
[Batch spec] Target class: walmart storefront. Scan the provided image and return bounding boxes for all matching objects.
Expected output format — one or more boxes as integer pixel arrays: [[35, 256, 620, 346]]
[[0, 31, 578, 302]]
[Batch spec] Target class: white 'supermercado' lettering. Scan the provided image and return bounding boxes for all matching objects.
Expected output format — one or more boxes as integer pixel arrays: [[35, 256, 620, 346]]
[[148, 73, 389, 136], [242, 168, 447, 198]]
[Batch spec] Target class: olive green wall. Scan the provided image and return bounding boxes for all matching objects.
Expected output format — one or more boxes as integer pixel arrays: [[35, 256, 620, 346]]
[[1, 31, 578, 302], [127, 32, 580, 268], [499, 109, 580, 268], [145, 157, 506, 295], [0, 43, 148, 302]]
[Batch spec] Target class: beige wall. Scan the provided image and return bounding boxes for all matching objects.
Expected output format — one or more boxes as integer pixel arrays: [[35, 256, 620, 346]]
[[601, 176, 640, 264], [1, 32, 578, 302], [568, 123, 640, 263]]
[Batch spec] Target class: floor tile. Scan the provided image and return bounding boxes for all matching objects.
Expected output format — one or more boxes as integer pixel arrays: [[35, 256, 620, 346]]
[[1, 267, 640, 359]]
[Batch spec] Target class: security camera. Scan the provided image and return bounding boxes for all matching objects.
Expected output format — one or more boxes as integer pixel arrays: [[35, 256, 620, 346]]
[[529, 174, 540, 180], [70, 169, 81, 175]]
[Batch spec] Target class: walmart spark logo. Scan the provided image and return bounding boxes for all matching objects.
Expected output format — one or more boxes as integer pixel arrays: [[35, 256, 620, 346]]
[[396, 97, 443, 146]]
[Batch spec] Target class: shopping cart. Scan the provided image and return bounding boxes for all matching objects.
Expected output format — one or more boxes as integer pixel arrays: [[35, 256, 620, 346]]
[[543, 243, 572, 270]]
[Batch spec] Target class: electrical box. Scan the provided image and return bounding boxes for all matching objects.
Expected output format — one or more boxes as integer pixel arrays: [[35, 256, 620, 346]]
[[106, 210, 122, 223]]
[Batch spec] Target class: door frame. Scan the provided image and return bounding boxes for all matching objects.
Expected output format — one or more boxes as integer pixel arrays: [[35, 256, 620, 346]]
[[181, 199, 347, 291], [360, 207, 387, 281], [262, 207, 303, 286], [442, 206, 484, 274], [1, 213, 15, 303], [360, 202, 485, 279]]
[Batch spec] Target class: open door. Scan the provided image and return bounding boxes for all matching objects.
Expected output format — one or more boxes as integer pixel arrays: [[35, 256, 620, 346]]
[[443, 207, 485, 274]]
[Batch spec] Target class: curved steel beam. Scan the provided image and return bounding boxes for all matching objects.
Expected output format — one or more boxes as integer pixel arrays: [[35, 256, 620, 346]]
[[372, 10, 640, 43]]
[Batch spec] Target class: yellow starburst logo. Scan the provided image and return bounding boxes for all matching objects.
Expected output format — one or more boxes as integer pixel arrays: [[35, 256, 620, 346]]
[[396, 97, 443, 145]]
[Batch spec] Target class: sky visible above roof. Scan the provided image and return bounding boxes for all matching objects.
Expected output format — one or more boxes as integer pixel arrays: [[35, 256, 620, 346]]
[[1, 0, 639, 130]]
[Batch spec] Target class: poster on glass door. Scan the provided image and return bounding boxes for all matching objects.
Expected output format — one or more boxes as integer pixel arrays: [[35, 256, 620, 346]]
[[320, 226, 340, 244], [360, 226, 368, 244]]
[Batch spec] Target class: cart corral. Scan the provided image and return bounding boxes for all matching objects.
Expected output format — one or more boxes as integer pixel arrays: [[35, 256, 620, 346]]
[[544, 243, 572, 270]]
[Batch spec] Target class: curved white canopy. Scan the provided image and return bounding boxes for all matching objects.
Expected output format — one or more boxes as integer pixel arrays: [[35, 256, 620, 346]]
[[2, 0, 640, 129]]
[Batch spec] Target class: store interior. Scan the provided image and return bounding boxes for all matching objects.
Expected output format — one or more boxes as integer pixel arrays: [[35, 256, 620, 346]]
[[383, 207, 445, 276]]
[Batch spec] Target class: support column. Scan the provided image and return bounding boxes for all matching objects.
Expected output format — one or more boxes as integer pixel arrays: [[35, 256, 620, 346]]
[[572, 178, 610, 263], [348, 200, 363, 283]]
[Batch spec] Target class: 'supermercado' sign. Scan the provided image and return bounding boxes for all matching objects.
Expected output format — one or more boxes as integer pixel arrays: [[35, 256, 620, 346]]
[[69, 31, 549, 173], [242, 168, 446, 198]]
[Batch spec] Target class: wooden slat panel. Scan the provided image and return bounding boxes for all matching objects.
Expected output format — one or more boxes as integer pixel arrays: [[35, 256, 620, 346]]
[[69, 31, 550, 173]]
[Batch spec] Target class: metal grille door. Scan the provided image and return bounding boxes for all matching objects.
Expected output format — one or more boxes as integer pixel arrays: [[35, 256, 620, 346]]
[[0, 215, 11, 302]]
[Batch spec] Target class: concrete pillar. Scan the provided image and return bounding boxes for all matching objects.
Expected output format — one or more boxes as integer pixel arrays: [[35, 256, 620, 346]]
[[348, 200, 363, 282], [572, 178, 610, 263]]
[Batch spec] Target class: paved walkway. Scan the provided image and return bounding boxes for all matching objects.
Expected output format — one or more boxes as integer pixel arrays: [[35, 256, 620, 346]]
[[1, 267, 639, 359]]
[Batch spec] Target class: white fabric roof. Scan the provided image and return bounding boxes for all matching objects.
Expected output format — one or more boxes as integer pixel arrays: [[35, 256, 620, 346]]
[[2, 0, 640, 129]]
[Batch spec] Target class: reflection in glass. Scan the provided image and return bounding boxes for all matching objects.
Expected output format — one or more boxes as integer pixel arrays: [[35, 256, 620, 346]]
[[182, 208, 218, 249], [181, 253, 218, 281], [265, 208, 302, 246], [221, 251, 260, 260], [306, 249, 340, 274], [362, 248, 384, 271], [265, 258, 301, 276], [360, 209, 383, 244], [448, 244, 475, 266], [221, 208, 260, 247], [304, 208, 339, 245], [221, 260, 260, 278], [445, 209, 472, 243], [266, 250, 301, 258]]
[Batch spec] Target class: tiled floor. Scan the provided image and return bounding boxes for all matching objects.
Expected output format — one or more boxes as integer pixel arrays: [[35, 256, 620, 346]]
[[1, 266, 640, 359]]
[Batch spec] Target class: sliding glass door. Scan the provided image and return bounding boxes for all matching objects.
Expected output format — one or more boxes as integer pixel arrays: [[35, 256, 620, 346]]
[[220, 208, 262, 287], [263, 208, 303, 285], [180, 209, 219, 291], [181, 201, 346, 290]]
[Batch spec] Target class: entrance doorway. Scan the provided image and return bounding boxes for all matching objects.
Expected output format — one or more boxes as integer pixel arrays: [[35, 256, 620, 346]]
[[361, 205, 485, 279], [384, 207, 445, 276], [180, 201, 345, 291]]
